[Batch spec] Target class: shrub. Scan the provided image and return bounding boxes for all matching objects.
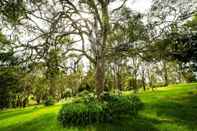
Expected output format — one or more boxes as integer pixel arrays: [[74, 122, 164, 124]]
[[127, 95, 144, 115], [57, 102, 108, 126], [44, 96, 55, 106], [58, 94, 143, 127], [105, 95, 144, 117]]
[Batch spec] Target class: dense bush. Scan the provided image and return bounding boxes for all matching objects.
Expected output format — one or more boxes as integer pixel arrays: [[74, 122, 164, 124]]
[[44, 96, 55, 106], [57, 102, 107, 126], [104, 95, 144, 117], [58, 94, 143, 126]]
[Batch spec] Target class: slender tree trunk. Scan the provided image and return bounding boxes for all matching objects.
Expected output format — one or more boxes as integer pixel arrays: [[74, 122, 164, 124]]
[[163, 60, 168, 86], [116, 65, 122, 91], [117, 73, 122, 91], [147, 68, 153, 91], [177, 62, 183, 83], [133, 69, 137, 93], [142, 69, 146, 91]]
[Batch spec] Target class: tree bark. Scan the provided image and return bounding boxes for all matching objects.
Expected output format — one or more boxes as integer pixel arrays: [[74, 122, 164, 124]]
[[142, 69, 146, 91], [133, 69, 137, 93], [95, 1, 109, 99], [95, 58, 105, 99], [163, 60, 168, 86], [116, 72, 122, 91]]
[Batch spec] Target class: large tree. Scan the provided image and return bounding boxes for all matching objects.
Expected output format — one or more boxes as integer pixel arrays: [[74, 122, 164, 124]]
[[0, 0, 132, 98]]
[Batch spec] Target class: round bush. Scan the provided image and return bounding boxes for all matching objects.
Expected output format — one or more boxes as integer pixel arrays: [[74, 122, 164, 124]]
[[58, 95, 143, 127], [57, 102, 107, 126], [103, 95, 144, 117]]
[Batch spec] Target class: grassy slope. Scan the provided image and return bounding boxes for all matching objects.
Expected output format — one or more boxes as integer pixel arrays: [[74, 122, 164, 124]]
[[0, 83, 197, 131]]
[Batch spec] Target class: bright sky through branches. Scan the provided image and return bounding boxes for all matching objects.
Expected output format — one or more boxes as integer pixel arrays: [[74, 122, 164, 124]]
[[128, 0, 152, 13]]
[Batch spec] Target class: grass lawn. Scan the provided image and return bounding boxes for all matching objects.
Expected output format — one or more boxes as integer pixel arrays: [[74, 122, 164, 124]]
[[0, 83, 197, 131]]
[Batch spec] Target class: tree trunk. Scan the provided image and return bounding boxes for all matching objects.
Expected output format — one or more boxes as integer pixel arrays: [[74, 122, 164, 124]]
[[177, 62, 183, 83], [117, 74, 122, 91], [94, 1, 109, 99], [147, 68, 153, 91], [133, 69, 137, 93], [142, 69, 146, 91], [95, 59, 105, 99], [116, 69, 122, 91], [163, 60, 168, 86], [36, 97, 40, 105]]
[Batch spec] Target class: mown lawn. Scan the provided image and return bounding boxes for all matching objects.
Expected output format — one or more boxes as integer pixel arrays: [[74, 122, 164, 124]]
[[0, 83, 197, 131]]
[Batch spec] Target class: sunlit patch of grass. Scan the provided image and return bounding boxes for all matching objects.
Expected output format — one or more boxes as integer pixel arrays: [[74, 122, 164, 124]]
[[0, 105, 62, 131]]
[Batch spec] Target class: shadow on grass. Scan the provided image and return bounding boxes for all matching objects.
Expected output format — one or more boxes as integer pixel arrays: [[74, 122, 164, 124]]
[[92, 116, 160, 131], [153, 94, 197, 130], [0, 111, 161, 131], [63, 115, 161, 131]]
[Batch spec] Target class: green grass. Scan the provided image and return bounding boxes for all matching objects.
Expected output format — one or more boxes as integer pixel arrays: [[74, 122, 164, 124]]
[[1, 83, 197, 131]]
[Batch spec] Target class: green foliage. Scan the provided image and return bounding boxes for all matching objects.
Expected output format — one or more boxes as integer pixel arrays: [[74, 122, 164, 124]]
[[0, 0, 26, 25], [56, 36, 72, 45], [0, 32, 10, 45], [63, 72, 82, 96], [45, 49, 63, 98], [0, 67, 29, 108], [32, 77, 48, 104], [0, 32, 18, 66], [78, 70, 95, 92], [46, 49, 61, 79], [0, 67, 19, 108], [185, 15, 197, 30], [110, 7, 147, 54], [57, 101, 107, 126], [58, 94, 143, 126], [44, 96, 55, 106], [104, 95, 144, 117]]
